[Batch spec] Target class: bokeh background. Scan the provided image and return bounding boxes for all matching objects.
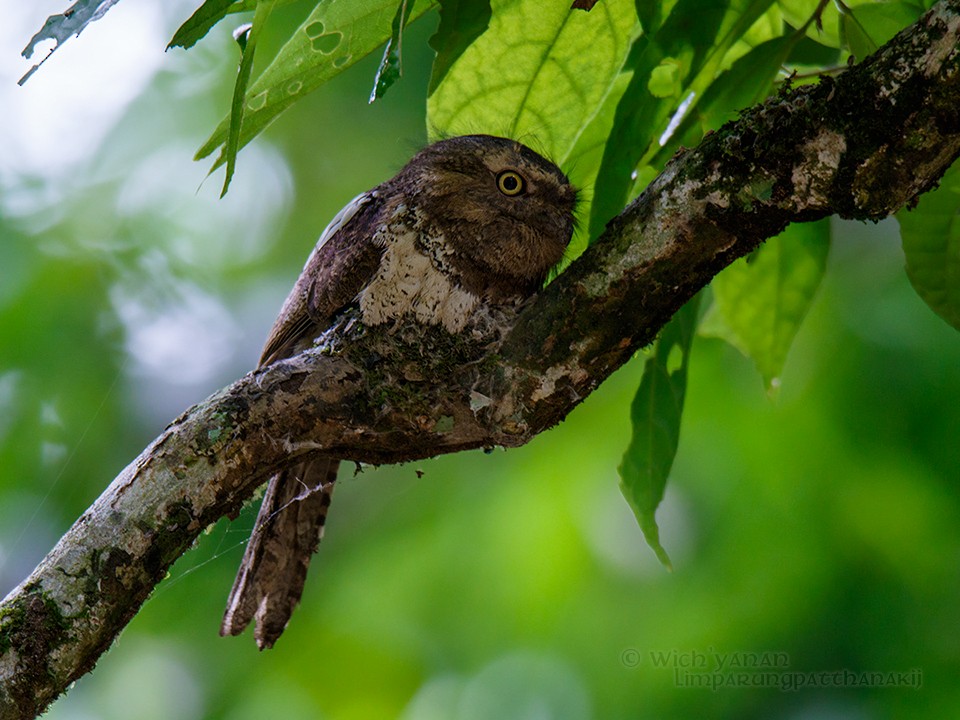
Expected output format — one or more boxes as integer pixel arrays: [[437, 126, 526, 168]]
[[3, 2, 959, 718]]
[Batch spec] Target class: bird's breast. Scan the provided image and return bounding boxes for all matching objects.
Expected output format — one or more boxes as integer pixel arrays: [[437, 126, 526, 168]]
[[358, 208, 479, 333]]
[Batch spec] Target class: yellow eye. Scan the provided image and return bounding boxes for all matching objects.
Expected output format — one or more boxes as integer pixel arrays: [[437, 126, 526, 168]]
[[496, 170, 525, 196]]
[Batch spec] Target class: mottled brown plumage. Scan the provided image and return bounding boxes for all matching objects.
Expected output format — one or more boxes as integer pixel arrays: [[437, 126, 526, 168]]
[[221, 135, 576, 648]]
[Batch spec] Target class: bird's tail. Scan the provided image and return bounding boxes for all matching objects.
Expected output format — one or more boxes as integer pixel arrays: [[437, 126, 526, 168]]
[[220, 458, 338, 649]]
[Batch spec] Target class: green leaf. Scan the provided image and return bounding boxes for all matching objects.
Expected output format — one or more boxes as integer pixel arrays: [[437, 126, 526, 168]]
[[854, 2, 922, 45], [589, 0, 778, 240], [647, 59, 682, 99], [562, 71, 635, 260], [19, 0, 120, 85], [839, 5, 878, 61], [426, 0, 640, 164], [427, 0, 492, 95], [168, 0, 308, 49], [840, 1, 920, 61], [619, 295, 701, 569], [780, 0, 919, 53], [634, 0, 663, 35], [369, 0, 414, 102], [648, 18, 816, 170], [220, 0, 277, 197], [897, 160, 960, 331], [197, 0, 438, 166], [703, 220, 830, 391], [778, 0, 844, 49], [671, 34, 797, 141], [168, 0, 239, 50]]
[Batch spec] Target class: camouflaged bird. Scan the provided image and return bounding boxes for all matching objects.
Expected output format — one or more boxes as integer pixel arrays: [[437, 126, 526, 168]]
[[221, 135, 577, 649]]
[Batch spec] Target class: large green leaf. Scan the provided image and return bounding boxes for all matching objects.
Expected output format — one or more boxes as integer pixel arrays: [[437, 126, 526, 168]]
[[780, 0, 922, 55], [839, 1, 920, 61], [426, 0, 640, 164], [427, 0, 492, 94], [778, 0, 860, 49], [694, 33, 793, 126], [561, 72, 635, 259], [619, 295, 701, 569], [648, 35, 794, 171], [197, 0, 438, 166], [897, 160, 960, 332], [703, 220, 830, 391], [589, 0, 778, 240]]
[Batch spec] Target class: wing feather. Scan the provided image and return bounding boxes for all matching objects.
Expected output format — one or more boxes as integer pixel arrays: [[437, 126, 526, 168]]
[[260, 190, 386, 366]]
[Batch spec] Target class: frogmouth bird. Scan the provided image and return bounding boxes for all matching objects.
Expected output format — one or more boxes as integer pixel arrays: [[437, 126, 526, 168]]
[[221, 134, 577, 648]]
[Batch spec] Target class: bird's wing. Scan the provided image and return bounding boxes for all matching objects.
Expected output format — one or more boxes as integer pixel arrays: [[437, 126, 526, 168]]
[[259, 190, 386, 366]]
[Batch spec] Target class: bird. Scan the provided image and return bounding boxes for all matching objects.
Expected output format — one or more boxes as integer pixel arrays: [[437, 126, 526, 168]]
[[220, 134, 577, 649]]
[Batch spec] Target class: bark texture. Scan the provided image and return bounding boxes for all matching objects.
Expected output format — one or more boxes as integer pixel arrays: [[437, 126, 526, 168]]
[[2, 2, 959, 717]]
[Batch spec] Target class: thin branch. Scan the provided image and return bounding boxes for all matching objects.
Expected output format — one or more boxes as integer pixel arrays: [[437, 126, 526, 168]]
[[2, 1, 959, 717]]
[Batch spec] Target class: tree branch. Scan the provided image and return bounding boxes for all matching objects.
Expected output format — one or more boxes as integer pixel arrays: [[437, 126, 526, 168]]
[[2, 2, 959, 716]]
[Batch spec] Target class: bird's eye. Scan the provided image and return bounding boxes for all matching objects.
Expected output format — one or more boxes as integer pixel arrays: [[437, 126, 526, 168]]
[[496, 170, 525, 196]]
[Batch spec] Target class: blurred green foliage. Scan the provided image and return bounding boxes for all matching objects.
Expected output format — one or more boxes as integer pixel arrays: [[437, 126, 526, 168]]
[[4, 0, 960, 718]]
